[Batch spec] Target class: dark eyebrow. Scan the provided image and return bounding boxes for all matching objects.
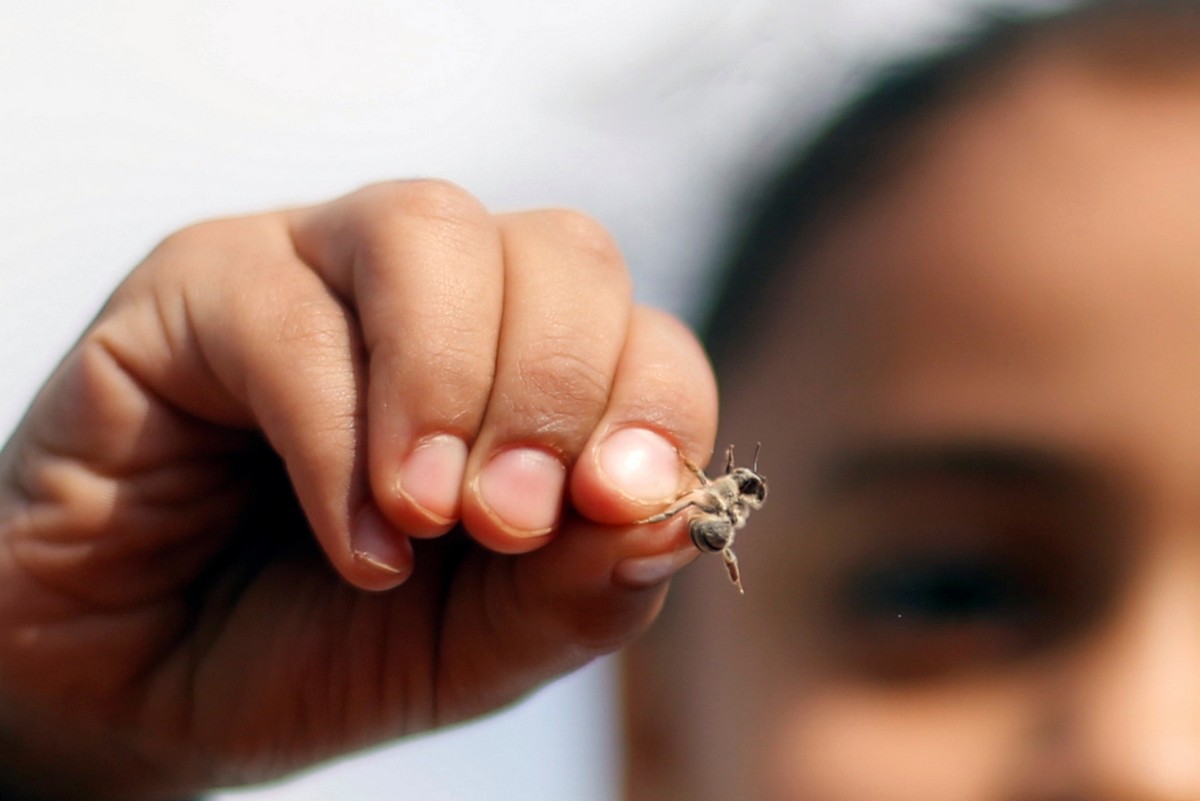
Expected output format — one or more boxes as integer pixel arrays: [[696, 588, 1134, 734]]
[[816, 439, 1088, 495]]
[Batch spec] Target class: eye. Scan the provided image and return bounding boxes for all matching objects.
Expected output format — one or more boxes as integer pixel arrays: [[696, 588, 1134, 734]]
[[735, 472, 766, 500], [831, 549, 1048, 679], [842, 554, 1032, 623], [800, 447, 1126, 681]]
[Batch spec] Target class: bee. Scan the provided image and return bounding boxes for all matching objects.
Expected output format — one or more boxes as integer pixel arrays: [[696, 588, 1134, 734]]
[[637, 444, 767, 594]]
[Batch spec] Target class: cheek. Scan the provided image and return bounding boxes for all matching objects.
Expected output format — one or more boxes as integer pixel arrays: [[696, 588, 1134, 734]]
[[762, 681, 1029, 801]]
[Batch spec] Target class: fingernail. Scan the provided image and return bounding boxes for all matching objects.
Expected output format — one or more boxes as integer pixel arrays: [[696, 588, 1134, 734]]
[[397, 434, 467, 524], [475, 447, 566, 536], [613, 548, 698, 589], [352, 505, 412, 578], [596, 427, 681, 504]]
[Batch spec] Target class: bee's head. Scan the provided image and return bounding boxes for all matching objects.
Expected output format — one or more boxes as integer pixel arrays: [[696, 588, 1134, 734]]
[[731, 467, 767, 506]]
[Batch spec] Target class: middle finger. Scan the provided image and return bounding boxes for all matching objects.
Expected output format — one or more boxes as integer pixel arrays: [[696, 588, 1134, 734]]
[[461, 209, 633, 552]]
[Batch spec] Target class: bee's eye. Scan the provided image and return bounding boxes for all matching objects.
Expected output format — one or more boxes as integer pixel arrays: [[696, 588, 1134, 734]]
[[736, 471, 766, 500]]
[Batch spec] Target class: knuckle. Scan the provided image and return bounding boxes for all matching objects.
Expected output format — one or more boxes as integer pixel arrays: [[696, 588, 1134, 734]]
[[350, 180, 494, 284], [147, 217, 280, 287], [513, 338, 611, 419], [151, 219, 235, 263], [274, 296, 355, 355], [376, 336, 492, 407], [359, 178, 488, 233], [427, 339, 494, 393], [538, 209, 628, 283]]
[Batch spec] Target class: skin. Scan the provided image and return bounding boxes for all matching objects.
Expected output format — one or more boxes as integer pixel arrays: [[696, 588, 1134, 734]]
[[0, 180, 717, 799], [626, 52, 1200, 801]]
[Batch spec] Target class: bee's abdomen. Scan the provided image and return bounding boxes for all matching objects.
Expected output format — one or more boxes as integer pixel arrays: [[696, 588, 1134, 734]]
[[690, 518, 733, 552]]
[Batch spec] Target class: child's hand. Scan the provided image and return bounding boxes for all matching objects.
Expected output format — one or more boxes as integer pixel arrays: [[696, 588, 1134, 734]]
[[0, 181, 716, 799]]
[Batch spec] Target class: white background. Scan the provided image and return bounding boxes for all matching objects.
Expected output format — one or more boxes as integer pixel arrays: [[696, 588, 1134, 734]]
[[1, 1, 1050, 798]]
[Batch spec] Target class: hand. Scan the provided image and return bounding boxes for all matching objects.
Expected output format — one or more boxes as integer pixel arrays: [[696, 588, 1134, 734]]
[[0, 181, 716, 800]]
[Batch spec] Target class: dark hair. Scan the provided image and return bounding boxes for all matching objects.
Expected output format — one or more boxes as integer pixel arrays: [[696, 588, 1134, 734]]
[[698, 0, 1200, 376]]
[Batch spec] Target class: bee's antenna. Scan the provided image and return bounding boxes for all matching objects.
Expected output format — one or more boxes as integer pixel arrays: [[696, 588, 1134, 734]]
[[752, 442, 761, 472]]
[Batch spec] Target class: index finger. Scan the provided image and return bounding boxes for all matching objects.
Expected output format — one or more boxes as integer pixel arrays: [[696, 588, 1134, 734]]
[[570, 305, 719, 527]]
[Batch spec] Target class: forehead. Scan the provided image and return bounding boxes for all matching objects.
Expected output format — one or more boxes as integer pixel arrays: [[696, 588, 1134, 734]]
[[812, 60, 1200, 308], [724, 60, 1200, 475], [793, 58, 1200, 272]]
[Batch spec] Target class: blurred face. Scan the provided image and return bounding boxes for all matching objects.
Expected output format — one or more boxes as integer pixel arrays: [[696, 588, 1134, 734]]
[[634, 60, 1200, 800]]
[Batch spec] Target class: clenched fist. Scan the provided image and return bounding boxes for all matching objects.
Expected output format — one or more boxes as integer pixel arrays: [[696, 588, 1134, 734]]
[[0, 181, 717, 800]]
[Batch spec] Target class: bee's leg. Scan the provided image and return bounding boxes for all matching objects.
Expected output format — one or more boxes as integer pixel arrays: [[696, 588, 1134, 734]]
[[636, 499, 703, 524], [680, 453, 712, 486], [722, 546, 744, 594], [725, 445, 735, 473]]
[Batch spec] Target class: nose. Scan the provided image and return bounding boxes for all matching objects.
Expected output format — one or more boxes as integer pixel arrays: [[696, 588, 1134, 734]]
[[1038, 545, 1200, 799]]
